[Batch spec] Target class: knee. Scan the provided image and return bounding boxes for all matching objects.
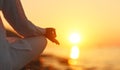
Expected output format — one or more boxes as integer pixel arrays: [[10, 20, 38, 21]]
[[38, 36, 47, 46], [23, 36, 47, 54], [31, 36, 47, 53], [35, 36, 47, 53], [25, 36, 47, 47]]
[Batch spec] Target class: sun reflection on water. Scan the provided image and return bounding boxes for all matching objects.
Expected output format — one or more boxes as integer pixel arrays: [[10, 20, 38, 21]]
[[69, 46, 80, 66], [70, 46, 80, 59]]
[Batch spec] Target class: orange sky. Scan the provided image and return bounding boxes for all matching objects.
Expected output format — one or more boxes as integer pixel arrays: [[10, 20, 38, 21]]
[[2, 0, 120, 48]]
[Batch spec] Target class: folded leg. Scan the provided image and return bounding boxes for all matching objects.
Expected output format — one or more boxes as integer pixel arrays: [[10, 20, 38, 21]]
[[8, 36, 47, 70]]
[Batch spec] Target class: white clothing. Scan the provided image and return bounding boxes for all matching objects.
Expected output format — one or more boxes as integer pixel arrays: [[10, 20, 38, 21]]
[[0, 0, 47, 70]]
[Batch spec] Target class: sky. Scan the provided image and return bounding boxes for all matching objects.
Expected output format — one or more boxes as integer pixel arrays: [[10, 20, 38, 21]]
[[2, 0, 120, 58], [21, 0, 120, 47]]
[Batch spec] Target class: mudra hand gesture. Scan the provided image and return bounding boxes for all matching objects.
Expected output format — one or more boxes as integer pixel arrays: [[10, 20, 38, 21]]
[[45, 28, 60, 45]]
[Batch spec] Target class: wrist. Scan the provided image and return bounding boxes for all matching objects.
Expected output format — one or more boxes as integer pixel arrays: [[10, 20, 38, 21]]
[[37, 27, 46, 35]]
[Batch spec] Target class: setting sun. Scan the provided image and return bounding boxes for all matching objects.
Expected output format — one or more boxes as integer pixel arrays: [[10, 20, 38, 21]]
[[69, 33, 81, 44]]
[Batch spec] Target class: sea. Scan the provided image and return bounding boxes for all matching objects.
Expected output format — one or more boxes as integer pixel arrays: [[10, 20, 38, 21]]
[[42, 46, 120, 70]]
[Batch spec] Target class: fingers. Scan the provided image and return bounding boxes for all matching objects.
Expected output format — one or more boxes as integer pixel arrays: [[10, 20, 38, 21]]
[[46, 28, 56, 38], [47, 37, 60, 45], [45, 28, 60, 45], [52, 39, 60, 45], [52, 29, 56, 38]]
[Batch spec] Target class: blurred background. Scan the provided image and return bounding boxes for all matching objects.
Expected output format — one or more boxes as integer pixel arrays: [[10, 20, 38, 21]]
[[1, 0, 120, 70]]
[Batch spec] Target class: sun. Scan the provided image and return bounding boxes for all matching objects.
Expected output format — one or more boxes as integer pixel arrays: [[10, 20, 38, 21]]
[[69, 33, 81, 44]]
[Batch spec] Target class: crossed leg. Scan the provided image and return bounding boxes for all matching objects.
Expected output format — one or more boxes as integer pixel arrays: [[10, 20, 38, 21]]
[[3, 36, 47, 70]]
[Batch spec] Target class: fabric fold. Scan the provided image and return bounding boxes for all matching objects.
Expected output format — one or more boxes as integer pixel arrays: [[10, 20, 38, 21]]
[[10, 39, 32, 51]]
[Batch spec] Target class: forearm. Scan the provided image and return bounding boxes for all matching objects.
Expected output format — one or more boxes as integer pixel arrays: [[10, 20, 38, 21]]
[[2, 0, 45, 37]]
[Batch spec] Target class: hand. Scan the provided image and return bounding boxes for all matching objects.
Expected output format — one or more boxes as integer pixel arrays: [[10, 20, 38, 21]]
[[44, 28, 60, 45]]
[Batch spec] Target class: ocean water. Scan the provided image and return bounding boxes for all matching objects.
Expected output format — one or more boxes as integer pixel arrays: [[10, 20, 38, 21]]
[[71, 47, 120, 70], [43, 47, 120, 70]]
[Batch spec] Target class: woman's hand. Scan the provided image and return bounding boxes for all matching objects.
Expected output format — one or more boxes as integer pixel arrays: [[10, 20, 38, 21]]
[[44, 28, 60, 45]]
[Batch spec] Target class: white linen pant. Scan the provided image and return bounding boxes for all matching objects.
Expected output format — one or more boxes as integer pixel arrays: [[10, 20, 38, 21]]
[[0, 35, 47, 70]]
